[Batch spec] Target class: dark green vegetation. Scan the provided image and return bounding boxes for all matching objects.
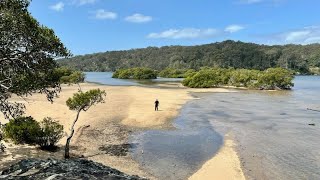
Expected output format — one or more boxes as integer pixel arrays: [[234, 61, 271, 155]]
[[2, 116, 64, 149], [0, 0, 70, 119], [158, 68, 196, 78], [59, 40, 320, 75], [65, 89, 106, 158], [54, 67, 85, 84], [112, 67, 157, 79], [182, 67, 294, 90]]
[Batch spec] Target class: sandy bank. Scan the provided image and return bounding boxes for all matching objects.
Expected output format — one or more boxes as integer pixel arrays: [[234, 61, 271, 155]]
[[1, 83, 241, 179], [189, 134, 246, 180]]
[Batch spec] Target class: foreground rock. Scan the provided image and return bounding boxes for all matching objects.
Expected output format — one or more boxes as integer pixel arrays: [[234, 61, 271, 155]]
[[0, 158, 147, 180]]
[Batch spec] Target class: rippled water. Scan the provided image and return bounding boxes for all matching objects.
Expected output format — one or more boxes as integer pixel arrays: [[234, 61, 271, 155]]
[[85, 73, 320, 179], [130, 76, 320, 180], [203, 76, 320, 180]]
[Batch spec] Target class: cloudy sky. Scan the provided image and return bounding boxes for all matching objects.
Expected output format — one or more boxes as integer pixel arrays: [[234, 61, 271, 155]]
[[29, 0, 320, 55]]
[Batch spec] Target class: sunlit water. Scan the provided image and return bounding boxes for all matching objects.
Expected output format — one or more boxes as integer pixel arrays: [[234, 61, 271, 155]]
[[85, 73, 320, 180], [130, 76, 320, 180]]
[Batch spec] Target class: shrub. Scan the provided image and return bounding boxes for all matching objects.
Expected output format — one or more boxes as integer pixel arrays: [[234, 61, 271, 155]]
[[159, 68, 196, 78], [36, 117, 64, 149], [182, 67, 293, 90], [182, 69, 222, 88], [3, 116, 64, 149], [54, 67, 85, 84], [112, 67, 157, 79], [258, 68, 294, 90], [229, 69, 260, 88], [3, 116, 41, 144]]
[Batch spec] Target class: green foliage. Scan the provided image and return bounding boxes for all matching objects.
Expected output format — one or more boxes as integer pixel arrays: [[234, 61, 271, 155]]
[[229, 69, 261, 88], [3, 116, 41, 144], [3, 116, 64, 148], [59, 40, 320, 74], [159, 68, 196, 78], [258, 68, 294, 90], [183, 67, 294, 90], [0, 0, 70, 119], [66, 89, 106, 111], [65, 89, 106, 158], [182, 68, 230, 88], [112, 67, 157, 79], [54, 67, 85, 84], [36, 117, 64, 149]]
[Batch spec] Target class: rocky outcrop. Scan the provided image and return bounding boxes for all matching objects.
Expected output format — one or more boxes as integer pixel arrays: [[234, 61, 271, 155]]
[[0, 158, 147, 180]]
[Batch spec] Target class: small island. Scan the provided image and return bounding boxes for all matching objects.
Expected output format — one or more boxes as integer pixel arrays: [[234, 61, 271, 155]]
[[112, 67, 294, 90]]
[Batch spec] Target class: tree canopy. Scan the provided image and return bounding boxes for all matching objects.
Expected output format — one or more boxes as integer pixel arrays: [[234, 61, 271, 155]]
[[0, 0, 70, 119], [65, 89, 106, 158], [112, 67, 157, 79], [59, 40, 320, 74], [182, 67, 294, 90]]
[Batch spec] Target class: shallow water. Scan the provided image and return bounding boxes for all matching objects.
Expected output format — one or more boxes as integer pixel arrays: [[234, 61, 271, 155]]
[[130, 76, 320, 180], [130, 104, 223, 180], [203, 76, 320, 180], [85, 72, 320, 179], [85, 72, 139, 86], [85, 72, 183, 86]]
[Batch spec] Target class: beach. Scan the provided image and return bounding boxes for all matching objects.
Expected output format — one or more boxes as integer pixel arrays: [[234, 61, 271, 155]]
[[0, 83, 245, 180]]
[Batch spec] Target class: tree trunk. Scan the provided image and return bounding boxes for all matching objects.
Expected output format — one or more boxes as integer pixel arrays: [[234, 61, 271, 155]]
[[65, 110, 81, 159]]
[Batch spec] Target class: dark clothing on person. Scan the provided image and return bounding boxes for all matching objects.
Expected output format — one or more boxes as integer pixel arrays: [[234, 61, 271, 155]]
[[155, 100, 159, 111]]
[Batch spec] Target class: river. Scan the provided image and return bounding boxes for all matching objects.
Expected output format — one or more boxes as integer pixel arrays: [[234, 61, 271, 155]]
[[85, 73, 320, 180]]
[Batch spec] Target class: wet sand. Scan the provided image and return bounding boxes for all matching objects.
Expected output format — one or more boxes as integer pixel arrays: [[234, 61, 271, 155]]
[[189, 134, 245, 180], [0, 83, 243, 179]]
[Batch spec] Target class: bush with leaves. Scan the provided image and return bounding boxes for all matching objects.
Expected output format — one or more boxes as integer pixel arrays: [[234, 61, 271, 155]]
[[112, 67, 157, 79], [54, 67, 85, 84], [182, 67, 294, 90], [3, 116, 41, 144], [3, 116, 64, 149], [258, 68, 294, 90], [182, 68, 230, 88], [158, 68, 196, 78], [36, 117, 64, 149], [229, 69, 261, 88]]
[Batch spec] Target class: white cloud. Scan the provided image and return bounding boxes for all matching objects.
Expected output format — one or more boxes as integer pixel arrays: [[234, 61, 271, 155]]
[[73, 0, 97, 6], [238, 0, 263, 4], [244, 0, 263, 4], [125, 14, 152, 23], [94, 9, 117, 20], [225, 25, 245, 33], [262, 26, 320, 44], [147, 28, 221, 39], [50, 2, 64, 11], [237, 0, 284, 5]]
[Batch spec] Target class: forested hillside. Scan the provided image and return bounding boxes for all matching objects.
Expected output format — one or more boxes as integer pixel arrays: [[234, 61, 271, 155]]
[[58, 40, 320, 74]]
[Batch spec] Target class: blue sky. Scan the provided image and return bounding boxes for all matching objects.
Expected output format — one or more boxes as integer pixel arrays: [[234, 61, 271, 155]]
[[29, 0, 320, 55]]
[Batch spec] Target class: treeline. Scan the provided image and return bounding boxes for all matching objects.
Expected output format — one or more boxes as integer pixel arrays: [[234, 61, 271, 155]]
[[58, 40, 320, 74], [112, 67, 157, 79], [112, 67, 195, 79], [182, 67, 294, 90], [112, 67, 294, 90]]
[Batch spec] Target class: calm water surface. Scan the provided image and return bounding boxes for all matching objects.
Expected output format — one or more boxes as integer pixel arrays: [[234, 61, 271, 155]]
[[85, 72, 183, 86], [85, 73, 320, 180], [130, 76, 320, 180]]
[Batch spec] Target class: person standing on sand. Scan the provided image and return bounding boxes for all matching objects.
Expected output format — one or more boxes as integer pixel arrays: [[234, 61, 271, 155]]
[[155, 99, 159, 111]]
